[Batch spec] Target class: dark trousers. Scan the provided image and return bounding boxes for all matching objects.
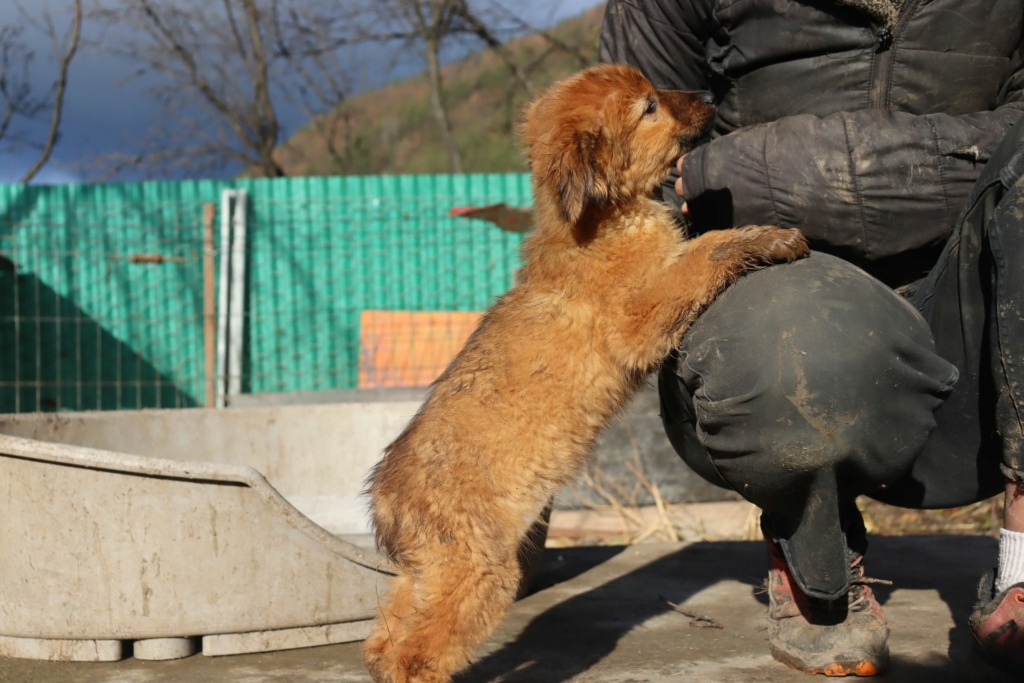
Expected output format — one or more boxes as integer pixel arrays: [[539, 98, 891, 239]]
[[659, 122, 1024, 600]]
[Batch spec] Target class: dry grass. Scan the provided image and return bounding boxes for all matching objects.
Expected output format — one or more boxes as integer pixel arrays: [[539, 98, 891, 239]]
[[858, 496, 1003, 538], [551, 452, 1004, 547], [551, 451, 763, 547]]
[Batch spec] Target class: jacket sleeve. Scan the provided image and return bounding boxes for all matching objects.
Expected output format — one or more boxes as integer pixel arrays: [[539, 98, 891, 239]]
[[600, 0, 1024, 273], [682, 103, 1024, 265]]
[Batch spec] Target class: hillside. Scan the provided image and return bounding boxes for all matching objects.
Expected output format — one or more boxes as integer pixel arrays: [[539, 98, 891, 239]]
[[275, 5, 605, 177]]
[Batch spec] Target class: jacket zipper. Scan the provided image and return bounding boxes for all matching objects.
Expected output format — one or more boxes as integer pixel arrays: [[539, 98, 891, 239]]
[[867, 0, 922, 109]]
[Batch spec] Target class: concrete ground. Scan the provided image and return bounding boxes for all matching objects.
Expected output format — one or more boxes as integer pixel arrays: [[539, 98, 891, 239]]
[[0, 534, 1015, 683]]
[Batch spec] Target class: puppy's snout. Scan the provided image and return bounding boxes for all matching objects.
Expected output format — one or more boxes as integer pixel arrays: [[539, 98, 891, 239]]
[[658, 89, 715, 122]]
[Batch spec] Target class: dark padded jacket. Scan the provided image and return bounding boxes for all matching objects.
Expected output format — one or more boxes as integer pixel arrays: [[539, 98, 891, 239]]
[[600, 0, 1024, 287]]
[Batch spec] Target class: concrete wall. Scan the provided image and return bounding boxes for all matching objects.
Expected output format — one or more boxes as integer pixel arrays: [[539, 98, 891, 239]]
[[0, 386, 734, 535]]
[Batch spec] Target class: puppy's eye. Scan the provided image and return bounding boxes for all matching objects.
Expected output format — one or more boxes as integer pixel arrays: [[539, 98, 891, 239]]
[[644, 98, 657, 116]]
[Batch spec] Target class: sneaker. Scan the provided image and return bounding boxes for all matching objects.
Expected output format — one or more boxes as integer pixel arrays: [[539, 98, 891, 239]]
[[764, 534, 890, 676], [969, 569, 1024, 673]]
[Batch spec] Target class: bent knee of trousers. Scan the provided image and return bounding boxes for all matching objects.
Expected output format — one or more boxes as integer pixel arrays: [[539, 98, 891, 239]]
[[659, 252, 958, 506]]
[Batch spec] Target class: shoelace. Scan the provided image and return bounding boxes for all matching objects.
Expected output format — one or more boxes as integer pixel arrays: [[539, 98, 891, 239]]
[[848, 556, 892, 612]]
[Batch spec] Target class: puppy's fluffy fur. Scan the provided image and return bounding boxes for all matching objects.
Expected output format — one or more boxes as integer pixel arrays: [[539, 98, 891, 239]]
[[363, 64, 809, 683]]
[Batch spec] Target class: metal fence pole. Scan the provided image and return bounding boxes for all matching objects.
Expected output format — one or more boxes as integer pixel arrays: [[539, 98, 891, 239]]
[[227, 190, 247, 402], [202, 203, 216, 408], [215, 191, 233, 408]]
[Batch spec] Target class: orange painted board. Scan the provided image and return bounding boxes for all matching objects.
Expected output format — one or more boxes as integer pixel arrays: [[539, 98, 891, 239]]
[[358, 311, 483, 389]]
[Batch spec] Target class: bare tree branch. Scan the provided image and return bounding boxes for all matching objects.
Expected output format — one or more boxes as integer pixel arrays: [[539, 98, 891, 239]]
[[271, 4, 357, 172], [424, 0, 464, 173], [88, 0, 283, 176], [88, 0, 384, 178], [375, 0, 466, 173], [488, 0, 593, 69], [449, 2, 536, 95], [367, 0, 579, 173], [20, 0, 82, 184], [85, 0, 595, 179], [241, 0, 282, 176], [0, 28, 40, 144]]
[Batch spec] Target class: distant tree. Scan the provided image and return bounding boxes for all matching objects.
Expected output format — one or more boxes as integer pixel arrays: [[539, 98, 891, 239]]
[[368, 0, 530, 174], [266, 2, 398, 175], [0, 28, 43, 151], [387, 0, 466, 172], [90, 0, 278, 178], [0, 0, 82, 184], [89, 0, 391, 178], [368, 0, 595, 174], [89, 0, 593, 179]]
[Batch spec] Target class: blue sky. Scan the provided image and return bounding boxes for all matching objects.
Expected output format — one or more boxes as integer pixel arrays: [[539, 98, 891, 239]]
[[0, 0, 603, 185]]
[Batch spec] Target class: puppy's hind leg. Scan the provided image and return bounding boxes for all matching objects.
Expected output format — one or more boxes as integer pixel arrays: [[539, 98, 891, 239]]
[[378, 551, 523, 683]]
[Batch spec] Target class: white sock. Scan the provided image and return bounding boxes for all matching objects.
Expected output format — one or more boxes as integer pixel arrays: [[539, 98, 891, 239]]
[[996, 528, 1024, 593]]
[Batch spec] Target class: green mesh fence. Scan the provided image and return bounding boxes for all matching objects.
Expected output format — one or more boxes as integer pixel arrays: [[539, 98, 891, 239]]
[[0, 174, 531, 413]]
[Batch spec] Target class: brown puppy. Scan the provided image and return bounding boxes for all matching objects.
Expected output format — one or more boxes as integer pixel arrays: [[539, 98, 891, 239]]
[[363, 64, 809, 683]]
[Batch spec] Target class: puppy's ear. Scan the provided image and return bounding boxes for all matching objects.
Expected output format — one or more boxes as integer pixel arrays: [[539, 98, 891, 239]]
[[552, 130, 607, 224]]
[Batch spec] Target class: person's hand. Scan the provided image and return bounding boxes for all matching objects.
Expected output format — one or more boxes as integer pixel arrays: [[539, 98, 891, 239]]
[[674, 155, 690, 219]]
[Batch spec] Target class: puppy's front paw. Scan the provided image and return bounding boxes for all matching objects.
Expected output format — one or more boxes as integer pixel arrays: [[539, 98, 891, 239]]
[[732, 224, 810, 266], [364, 624, 400, 683]]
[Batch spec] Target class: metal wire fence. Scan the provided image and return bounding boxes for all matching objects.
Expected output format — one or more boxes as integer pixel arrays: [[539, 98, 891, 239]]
[[0, 175, 531, 413]]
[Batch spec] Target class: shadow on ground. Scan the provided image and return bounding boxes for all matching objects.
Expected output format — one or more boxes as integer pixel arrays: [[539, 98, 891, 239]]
[[458, 536, 1012, 683]]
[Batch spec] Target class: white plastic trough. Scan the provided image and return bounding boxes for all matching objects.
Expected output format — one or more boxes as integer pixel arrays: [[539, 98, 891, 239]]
[[0, 402, 549, 663], [0, 403, 412, 662]]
